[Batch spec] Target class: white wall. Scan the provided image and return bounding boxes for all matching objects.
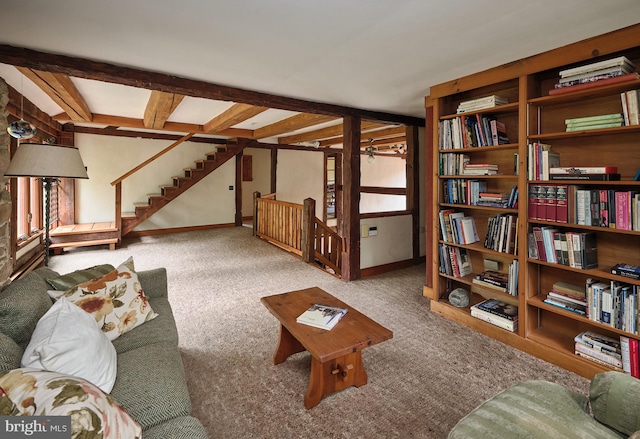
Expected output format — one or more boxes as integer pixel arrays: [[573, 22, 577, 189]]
[[275, 149, 325, 218], [75, 133, 236, 230], [361, 215, 413, 268]]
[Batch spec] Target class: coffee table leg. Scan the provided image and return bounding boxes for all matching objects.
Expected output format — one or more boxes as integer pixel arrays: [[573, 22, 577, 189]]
[[273, 324, 306, 365], [304, 351, 368, 409]]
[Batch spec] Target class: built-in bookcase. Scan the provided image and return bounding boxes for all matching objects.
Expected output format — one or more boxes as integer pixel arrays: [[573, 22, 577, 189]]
[[425, 24, 640, 378]]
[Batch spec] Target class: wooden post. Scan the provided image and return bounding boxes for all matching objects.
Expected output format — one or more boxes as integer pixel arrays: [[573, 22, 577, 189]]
[[114, 182, 122, 240], [235, 148, 243, 226], [270, 147, 277, 194], [301, 198, 315, 263], [253, 191, 261, 236], [405, 125, 422, 266], [341, 116, 361, 281], [57, 125, 76, 227]]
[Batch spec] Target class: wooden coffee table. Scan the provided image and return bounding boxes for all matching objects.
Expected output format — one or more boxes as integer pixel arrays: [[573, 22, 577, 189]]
[[261, 287, 393, 409]]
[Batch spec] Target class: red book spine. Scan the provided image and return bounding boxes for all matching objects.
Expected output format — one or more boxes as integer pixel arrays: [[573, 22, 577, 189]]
[[528, 184, 539, 220], [630, 338, 639, 378], [537, 183, 548, 221], [546, 185, 557, 222], [556, 185, 569, 223], [532, 227, 547, 261], [599, 189, 609, 228], [616, 191, 630, 230]]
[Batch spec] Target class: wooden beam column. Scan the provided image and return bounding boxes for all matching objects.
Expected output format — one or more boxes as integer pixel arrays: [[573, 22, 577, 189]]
[[405, 125, 421, 265], [341, 116, 361, 281], [270, 148, 277, 194], [58, 124, 76, 227], [235, 149, 243, 226]]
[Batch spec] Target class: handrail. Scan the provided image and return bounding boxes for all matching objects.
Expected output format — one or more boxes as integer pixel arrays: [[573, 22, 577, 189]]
[[110, 133, 195, 186]]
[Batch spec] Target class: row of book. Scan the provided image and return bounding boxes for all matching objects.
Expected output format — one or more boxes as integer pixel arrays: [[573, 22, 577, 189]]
[[438, 210, 479, 245], [574, 331, 625, 372], [439, 154, 501, 177], [527, 142, 560, 181], [621, 89, 640, 125], [529, 184, 640, 230], [456, 95, 509, 114], [585, 278, 639, 333], [472, 262, 518, 296], [565, 113, 624, 132], [442, 179, 517, 208], [544, 281, 588, 316], [551, 56, 636, 95], [438, 114, 510, 150], [529, 228, 597, 269], [484, 214, 518, 255], [470, 298, 518, 332], [438, 244, 472, 278]]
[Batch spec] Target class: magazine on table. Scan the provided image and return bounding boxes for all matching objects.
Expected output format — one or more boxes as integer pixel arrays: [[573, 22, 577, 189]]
[[297, 303, 348, 330]]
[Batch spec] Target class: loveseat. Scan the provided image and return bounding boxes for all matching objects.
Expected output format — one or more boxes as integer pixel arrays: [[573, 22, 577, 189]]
[[449, 370, 640, 439], [0, 263, 207, 439]]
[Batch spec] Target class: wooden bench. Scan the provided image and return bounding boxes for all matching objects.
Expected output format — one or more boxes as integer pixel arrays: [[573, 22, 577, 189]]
[[49, 222, 120, 254]]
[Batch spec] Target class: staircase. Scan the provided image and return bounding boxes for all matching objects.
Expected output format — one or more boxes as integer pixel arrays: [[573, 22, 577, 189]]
[[120, 141, 245, 236]]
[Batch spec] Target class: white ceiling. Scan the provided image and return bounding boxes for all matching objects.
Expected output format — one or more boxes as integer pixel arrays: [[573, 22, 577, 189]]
[[0, 1, 639, 127]]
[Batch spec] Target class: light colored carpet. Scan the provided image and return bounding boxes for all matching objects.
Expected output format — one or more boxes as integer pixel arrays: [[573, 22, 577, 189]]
[[49, 226, 589, 438]]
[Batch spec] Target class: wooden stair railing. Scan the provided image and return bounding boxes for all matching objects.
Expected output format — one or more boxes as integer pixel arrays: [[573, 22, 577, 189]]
[[253, 193, 343, 278], [112, 134, 246, 236]]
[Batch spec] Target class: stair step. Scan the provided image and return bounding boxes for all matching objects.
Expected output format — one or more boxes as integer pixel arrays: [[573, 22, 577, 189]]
[[122, 212, 137, 218], [147, 193, 163, 198], [133, 202, 149, 207]]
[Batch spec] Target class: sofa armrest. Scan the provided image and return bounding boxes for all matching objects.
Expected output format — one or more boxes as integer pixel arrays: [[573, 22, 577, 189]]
[[590, 371, 640, 436], [137, 268, 168, 300]]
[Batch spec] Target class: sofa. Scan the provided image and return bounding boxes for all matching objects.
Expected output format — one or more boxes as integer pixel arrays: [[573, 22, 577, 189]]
[[0, 263, 207, 439], [449, 371, 640, 439]]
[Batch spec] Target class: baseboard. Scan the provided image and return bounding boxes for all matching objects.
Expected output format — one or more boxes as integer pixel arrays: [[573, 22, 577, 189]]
[[125, 223, 236, 238], [361, 256, 425, 278]]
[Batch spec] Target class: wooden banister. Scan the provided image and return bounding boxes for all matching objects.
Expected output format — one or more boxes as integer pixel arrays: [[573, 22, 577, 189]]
[[110, 133, 195, 186]]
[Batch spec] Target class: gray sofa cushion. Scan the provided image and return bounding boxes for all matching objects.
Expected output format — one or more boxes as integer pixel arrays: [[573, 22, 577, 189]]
[[111, 297, 179, 354], [0, 333, 23, 372], [143, 416, 208, 439], [590, 371, 640, 436], [0, 272, 53, 350], [110, 342, 192, 430], [46, 263, 115, 290], [449, 380, 624, 439]]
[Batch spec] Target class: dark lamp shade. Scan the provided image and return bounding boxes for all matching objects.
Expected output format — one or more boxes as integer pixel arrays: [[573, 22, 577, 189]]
[[4, 143, 88, 179]]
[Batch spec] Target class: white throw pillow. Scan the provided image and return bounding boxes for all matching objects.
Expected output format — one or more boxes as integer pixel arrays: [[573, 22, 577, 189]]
[[21, 297, 117, 393]]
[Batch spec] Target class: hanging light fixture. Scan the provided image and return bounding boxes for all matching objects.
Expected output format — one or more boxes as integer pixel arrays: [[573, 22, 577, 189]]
[[366, 138, 376, 164], [7, 74, 36, 139]]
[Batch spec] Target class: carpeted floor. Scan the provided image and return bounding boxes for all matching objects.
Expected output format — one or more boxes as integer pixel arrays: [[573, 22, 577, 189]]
[[49, 226, 589, 438]]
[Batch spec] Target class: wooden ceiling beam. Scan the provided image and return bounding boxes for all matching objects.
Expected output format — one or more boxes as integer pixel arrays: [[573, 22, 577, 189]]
[[203, 103, 268, 133], [17, 67, 92, 122], [252, 113, 338, 139], [279, 121, 386, 144], [0, 44, 424, 126], [143, 91, 184, 129], [320, 126, 406, 146], [52, 113, 253, 138]]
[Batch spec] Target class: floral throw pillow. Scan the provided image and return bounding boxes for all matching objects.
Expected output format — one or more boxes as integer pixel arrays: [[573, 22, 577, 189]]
[[48, 257, 158, 341], [0, 368, 142, 438]]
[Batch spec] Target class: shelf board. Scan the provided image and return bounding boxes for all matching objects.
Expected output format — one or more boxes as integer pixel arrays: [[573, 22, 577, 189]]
[[529, 78, 640, 106], [527, 218, 640, 234], [438, 143, 518, 153], [528, 124, 640, 140], [527, 258, 640, 284], [440, 102, 519, 119], [439, 239, 519, 259]]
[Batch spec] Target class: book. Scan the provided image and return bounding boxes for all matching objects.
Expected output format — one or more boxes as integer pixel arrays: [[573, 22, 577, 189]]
[[578, 331, 621, 353], [610, 263, 640, 280], [565, 113, 624, 125], [549, 72, 640, 95], [552, 281, 585, 297], [575, 342, 623, 368], [559, 56, 635, 78], [296, 304, 348, 330], [575, 351, 624, 372], [549, 173, 620, 181], [549, 166, 618, 175], [621, 336, 632, 375], [473, 299, 518, 321]]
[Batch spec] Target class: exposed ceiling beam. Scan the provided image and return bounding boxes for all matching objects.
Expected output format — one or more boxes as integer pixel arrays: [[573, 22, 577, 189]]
[[320, 126, 406, 147], [203, 103, 267, 133], [0, 44, 424, 126], [252, 113, 338, 139], [279, 121, 387, 144], [143, 91, 184, 129], [17, 67, 92, 122], [53, 113, 253, 138]]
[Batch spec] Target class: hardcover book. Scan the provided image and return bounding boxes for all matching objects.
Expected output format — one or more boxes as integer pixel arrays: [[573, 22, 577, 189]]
[[296, 304, 348, 330]]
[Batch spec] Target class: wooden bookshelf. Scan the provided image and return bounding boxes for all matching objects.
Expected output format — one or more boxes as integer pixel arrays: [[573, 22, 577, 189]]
[[425, 23, 640, 379]]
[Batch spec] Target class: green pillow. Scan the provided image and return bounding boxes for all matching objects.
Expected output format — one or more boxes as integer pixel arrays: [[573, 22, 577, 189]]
[[47, 264, 115, 290], [590, 371, 640, 436]]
